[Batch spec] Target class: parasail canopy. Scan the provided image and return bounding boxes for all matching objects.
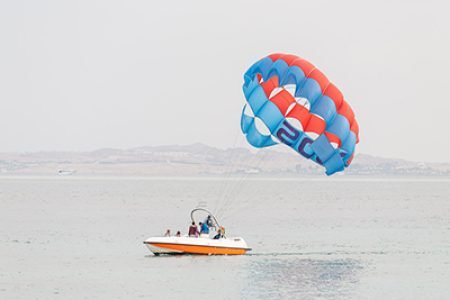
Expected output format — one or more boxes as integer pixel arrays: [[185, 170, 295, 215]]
[[241, 53, 359, 175]]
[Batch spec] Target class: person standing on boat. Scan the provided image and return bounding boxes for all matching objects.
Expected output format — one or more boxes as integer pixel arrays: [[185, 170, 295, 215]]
[[188, 221, 199, 237], [205, 215, 214, 228]]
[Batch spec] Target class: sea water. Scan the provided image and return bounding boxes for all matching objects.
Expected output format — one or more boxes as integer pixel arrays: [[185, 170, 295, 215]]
[[1, 177, 449, 299]]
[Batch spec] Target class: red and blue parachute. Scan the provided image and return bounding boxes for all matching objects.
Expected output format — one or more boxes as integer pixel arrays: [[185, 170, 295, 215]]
[[241, 53, 359, 175]]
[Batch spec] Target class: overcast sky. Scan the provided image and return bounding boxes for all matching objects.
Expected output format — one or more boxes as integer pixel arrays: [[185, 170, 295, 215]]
[[1, 0, 449, 162]]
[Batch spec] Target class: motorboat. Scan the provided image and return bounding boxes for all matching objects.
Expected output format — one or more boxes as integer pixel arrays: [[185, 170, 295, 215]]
[[57, 169, 76, 175], [144, 235, 251, 255], [143, 208, 251, 255]]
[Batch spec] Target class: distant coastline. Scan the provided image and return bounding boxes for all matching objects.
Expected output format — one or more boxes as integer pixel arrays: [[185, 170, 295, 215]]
[[1, 143, 449, 177]]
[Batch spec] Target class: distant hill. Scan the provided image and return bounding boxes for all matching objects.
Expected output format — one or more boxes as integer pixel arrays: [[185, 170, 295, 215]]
[[0, 143, 449, 176]]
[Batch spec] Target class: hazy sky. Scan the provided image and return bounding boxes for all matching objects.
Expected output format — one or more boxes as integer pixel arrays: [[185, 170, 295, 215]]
[[1, 0, 449, 162]]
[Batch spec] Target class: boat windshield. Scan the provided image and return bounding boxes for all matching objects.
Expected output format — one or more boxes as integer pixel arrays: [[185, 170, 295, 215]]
[[190, 208, 221, 229]]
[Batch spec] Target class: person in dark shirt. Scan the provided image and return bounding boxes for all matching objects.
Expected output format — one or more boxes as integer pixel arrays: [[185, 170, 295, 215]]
[[188, 221, 198, 237], [205, 215, 214, 228], [213, 226, 225, 239]]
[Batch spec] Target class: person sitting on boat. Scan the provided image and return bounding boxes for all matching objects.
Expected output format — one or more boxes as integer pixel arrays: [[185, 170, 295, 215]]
[[188, 221, 199, 237], [199, 221, 209, 235], [175, 231, 181, 237], [213, 226, 226, 239], [164, 229, 171, 237], [213, 226, 222, 239]]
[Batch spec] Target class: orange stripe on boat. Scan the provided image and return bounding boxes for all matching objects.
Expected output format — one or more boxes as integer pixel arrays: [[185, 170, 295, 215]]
[[146, 243, 249, 255]]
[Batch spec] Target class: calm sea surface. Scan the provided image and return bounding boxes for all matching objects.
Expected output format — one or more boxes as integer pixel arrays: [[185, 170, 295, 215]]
[[1, 177, 449, 299]]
